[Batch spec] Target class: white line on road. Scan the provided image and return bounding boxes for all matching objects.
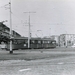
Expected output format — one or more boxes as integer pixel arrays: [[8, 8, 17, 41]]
[[57, 62, 64, 65], [19, 68, 31, 72]]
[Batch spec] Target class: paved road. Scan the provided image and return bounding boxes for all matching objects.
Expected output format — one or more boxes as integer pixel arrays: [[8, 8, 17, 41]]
[[0, 47, 75, 75], [0, 54, 75, 75], [0, 47, 75, 60]]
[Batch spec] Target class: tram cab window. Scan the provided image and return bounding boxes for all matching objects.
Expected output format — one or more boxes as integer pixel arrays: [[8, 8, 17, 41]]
[[35, 40, 38, 44], [17, 40, 24, 44], [52, 41, 56, 44], [32, 40, 35, 43], [48, 41, 50, 43], [48, 41, 51, 43], [17, 40, 22, 44]]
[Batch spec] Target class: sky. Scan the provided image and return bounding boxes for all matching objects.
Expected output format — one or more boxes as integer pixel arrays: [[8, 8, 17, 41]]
[[0, 0, 75, 37]]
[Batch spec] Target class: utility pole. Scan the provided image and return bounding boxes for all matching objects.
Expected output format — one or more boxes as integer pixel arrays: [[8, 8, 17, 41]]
[[24, 12, 36, 48], [9, 0, 13, 54], [0, 0, 13, 53]]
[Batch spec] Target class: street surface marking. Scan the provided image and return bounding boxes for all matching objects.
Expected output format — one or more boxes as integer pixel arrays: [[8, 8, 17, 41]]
[[19, 68, 31, 72], [57, 62, 64, 65]]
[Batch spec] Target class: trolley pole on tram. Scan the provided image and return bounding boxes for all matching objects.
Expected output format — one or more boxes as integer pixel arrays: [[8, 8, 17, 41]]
[[9, 0, 13, 54], [24, 12, 36, 49]]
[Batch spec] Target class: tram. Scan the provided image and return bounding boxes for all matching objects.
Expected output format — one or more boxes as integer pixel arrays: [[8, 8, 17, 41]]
[[6, 37, 56, 50]]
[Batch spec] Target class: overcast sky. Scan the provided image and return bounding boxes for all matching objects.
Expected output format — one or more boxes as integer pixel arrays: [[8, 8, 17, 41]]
[[0, 0, 75, 37]]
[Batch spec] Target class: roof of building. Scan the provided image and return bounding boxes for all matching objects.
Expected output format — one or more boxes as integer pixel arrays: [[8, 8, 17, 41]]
[[0, 22, 21, 36], [0, 22, 10, 30]]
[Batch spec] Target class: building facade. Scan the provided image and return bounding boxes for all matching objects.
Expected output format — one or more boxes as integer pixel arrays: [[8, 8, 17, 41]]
[[59, 34, 75, 47], [0, 22, 21, 43]]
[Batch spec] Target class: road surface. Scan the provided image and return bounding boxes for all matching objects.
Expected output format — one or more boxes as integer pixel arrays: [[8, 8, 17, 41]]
[[0, 47, 75, 75]]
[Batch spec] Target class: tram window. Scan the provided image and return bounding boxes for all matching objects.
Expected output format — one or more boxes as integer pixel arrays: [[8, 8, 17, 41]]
[[52, 41, 55, 44], [13, 40, 18, 44], [43, 40, 48, 43], [25, 40, 28, 43], [22, 40, 25, 44], [31, 40, 35, 44], [45, 41, 47, 43], [16, 40, 24, 44], [43, 41, 45, 43], [48, 41, 50, 43], [44, 41, 46, 43], [38, 41, 41, 44]]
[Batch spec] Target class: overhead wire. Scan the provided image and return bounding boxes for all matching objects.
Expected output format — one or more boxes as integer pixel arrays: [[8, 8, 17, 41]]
[[11, 12, 24, 22], [0, 3, 9, 8]]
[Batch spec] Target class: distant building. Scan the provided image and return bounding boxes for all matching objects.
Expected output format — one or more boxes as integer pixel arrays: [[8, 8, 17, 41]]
[[59, 34, 75, 47]]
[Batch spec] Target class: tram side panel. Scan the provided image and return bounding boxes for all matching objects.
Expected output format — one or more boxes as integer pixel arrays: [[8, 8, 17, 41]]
[[7, 39, 28, 50], [42, 40, 56, 49], [6, 38, 56, 50], [30, 40, 41, 49]]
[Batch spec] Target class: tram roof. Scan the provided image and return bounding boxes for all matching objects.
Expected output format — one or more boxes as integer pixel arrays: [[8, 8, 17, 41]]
[[12, 37, 28, 39], [12, 37, 55, 41], [12, 37, 41, 40]]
